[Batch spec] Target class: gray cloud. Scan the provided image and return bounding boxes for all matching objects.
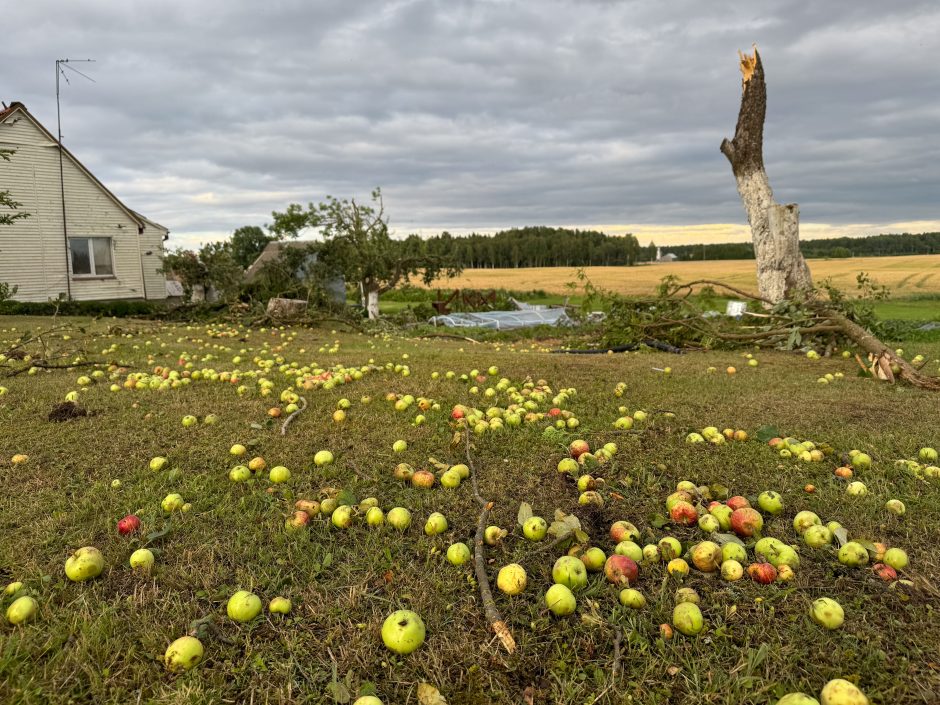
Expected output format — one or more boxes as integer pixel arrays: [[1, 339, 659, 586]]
[[4, 0, 940, 246]]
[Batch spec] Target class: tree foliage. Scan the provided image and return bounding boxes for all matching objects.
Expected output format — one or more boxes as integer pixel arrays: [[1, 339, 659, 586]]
[[0, 149, 30, 227], [230, 225, 276, 269], [270, 188, 462, 312], [161, 243, 242, 302], [421, 227, 641, 268]]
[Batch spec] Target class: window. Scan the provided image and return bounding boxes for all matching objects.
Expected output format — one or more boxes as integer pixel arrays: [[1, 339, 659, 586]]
[[69, 237, 114, 277]]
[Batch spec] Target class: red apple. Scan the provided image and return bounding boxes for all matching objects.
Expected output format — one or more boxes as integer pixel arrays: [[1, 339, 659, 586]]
[[117, 514, 141, 536], [604, 555, 639, 586], [411, 470, 436, 489], [547, 408, 562, 418], [730, 507, 763, 537], [609, 520, 640, 543], [669, 500, 698, 526], [450, 406, 465, 420], [726, 496, 751, 511], [569, 440, 591, 459], [747, 562, 777, 584], [872, 563, 897, 582]]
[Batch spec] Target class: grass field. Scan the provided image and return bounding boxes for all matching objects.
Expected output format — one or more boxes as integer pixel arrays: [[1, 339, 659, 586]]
[[2, 316, 940, 704], [426, 255, 940, 299]]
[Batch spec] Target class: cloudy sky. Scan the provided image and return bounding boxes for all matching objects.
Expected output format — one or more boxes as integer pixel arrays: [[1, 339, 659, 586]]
[[5, 0, 940, 248]]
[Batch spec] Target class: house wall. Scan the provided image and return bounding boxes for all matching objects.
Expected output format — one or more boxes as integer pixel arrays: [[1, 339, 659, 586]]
[[0, 109, 167, 301]]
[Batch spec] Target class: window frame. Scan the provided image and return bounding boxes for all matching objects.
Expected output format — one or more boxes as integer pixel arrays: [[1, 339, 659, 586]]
[[69, 236, 116, 279]]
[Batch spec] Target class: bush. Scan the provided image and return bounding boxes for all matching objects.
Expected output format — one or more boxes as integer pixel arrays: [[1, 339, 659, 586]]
[[0, 299, 162, 317]]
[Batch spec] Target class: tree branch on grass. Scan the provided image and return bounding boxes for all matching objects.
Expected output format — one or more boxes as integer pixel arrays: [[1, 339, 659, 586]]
[[280, 396, 307, 435], [464, 429, 516, 654]]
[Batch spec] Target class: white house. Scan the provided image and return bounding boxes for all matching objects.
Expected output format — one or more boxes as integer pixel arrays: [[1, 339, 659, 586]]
[[0, 101, 168, 302]]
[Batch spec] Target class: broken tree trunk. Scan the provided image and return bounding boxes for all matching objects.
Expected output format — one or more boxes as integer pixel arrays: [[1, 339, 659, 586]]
[[720, 48, 812, 303]]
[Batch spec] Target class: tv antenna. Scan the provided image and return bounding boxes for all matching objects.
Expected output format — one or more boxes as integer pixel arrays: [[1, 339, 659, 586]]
[[54, 58, 95, 301]]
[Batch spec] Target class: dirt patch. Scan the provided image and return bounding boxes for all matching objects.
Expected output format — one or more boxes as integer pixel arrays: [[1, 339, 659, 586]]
[[47, 401, 90, 422]]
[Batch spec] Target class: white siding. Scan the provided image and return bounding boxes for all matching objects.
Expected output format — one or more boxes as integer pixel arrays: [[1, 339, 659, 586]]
[[0, 109, 166, 301]]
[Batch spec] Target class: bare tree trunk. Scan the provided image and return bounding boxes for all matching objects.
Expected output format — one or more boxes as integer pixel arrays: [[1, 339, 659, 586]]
[[366, 289, 379, 319], [721, 49, 812, 303]]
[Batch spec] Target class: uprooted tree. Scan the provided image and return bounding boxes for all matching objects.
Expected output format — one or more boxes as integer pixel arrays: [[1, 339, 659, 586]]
[[598, 48, 939, 390]]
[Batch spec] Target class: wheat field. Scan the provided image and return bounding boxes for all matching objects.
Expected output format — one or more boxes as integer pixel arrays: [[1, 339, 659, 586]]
[[427, 254, 940, 297]]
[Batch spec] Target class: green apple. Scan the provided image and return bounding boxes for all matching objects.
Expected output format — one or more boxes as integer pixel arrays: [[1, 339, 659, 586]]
[[820, 678, 868, 705], [4, 581, 24, 596], [269, 597, 292, 614], [496, 564, 527, 595], [65, 546, 104, 582], [883, 547, 908, 570], [885, 499, 905, 516], [614, 541, 643, 563], [269, 466, 291, 483], [793, 511, 821, 534], [642, 544, 660, 562], [164, 636, 204, 672], [440, 469, 462, 488], [918, 447, 938, 463], [424, 512, 448, 536], [838, 542, 869, 567], [721, 560, 744, 581], [446, 542, 472, 566], [580, 547, 606, 572], [381, 609, 426, 654], [675, 587, 700, 604], [810, 597, 844, 629], [314, 450, 334, 466], [721, 542, 747, 564], [162, 493, 184, 513], [672, 602, 704, 636], [557, 458, 579, 474], [851, 453, 872, 471], [229, 465, 251, 482], [846, 481, 867, 497], [181, 415, 197, 427], [698, 514, 720, 533], [331, 505, 354, 528], [387, 507, 412, 530], [757, 491, 784, 515], [129, 548, 155, 572], [484, 525, 506, 545], [803, 525, 832, 548], [230, 444, 247, 457], [551, 556, 588, 591], [5, 595, 38, 625], [227, 590, 262, 623], [658, 537, 682, 561], [522, 516, 548, 541], [365, 507, 385, 526], [619, 588, 646, 609], [544, 583, 576, 616], [392, 440, 407, 453], [149, 456, 168, 471], [776, 694, 820, 705]]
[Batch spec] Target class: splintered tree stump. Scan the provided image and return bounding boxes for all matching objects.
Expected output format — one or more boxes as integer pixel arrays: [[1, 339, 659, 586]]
[[266, 298, 308, 320], [720, 48, 812, 303]]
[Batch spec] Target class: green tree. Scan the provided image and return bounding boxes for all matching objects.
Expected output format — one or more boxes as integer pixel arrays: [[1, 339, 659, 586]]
[[161, 243, 242, 303], [270, 188, 461, 319], [230, 225, 276, 269], [0, 149, 29, 227]]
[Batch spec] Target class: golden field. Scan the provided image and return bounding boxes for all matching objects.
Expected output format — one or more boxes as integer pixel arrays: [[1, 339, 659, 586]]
[[428, 254, 940, 297]]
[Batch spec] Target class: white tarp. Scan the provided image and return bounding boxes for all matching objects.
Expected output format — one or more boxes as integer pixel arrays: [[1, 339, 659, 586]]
[[429, 309, 573, 330]]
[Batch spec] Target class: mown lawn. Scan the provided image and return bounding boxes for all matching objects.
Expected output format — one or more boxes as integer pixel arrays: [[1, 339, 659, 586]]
[[1, 315, 939, 704]]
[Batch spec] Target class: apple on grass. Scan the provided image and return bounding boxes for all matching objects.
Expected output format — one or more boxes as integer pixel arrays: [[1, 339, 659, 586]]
[[227, 590, 262, 623], [65, 547, 104, 582], [522, 516, 548, 541], [810, 597, 844, 630], [269, 597, 292, 614], [5, 596, 38, 625], [446, 543, 471, 566], [820, 679, 868, 705], [387, 507, 412, 531], [672, 602, 704, 636], [381, 610, 425, 654], [580, 547, 606, 572], [117, 515, 141, 536], [165, 636, 204, 672], [544, 583, 576, 616], [552, 556, 588, 591], [619, 588, 646, 609], [129, 548, 155, 572], [496, 564, 527, 595]]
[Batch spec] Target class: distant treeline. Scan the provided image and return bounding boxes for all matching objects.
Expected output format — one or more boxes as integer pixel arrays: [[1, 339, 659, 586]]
[[667, 232, 940, 261], [419, 227, 644, 268]]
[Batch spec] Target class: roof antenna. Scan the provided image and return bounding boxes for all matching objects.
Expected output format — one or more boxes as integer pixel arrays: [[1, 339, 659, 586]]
[[55, 58, 96, 302]]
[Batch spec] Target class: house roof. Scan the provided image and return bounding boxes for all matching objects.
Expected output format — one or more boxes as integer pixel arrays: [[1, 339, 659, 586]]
[[244, 240, 319, 281], [0, 101, 168, 234]]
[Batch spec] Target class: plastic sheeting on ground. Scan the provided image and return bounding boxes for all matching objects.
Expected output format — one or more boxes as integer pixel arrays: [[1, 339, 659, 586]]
[[428, 308, 574, 330]]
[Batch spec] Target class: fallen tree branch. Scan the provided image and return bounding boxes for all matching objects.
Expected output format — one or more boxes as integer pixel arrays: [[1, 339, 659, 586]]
[[2, 359, 132, 378], [419, 333, 481, 344], [280, 396, 308, 435], [465, 429, 516, 654], [667, 279, 773, 305]]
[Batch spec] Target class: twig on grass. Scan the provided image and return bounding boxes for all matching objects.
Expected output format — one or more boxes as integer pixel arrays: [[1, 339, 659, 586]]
[[420, 333, 481, 344], [612, 627, 623, 680], [2, 359, 132, 378], [280, 396, 307, 435], [464, 428, 516, 654]]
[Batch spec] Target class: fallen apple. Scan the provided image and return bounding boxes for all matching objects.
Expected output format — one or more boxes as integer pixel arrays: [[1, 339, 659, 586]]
[[722, 542, 747, 563], [162, 493, 185, 513], [129, 548, 155, 572], [269, 465, 291, 483], [667, 558, 690, 578], [884, 499, 906, 516], [882, 547, 908, 570], [331, 505, 354, 529], [227, 590, 262, 623], [269, 597, 292, 614], [544, 583, 577, 616], [523, 516, 548, 541], [672, 602, 704, 636], [447, 542, 471, 566], [609, 520, 640, 543], [149, 456, 168, 472], [5, 595, 38, 625], [365, 506, 385, 526], [314, 450, 334, 467], [411, 470, 436, 489], [690, 541, 722, 572], [820, 678, 869, 705], [757, 491, 784, 515], [872, 563, 897, 581], [164, 635, 204, 672], [424, 512, 448, 536], [721, 560, 744, 581], [552, 556, 588, 591], [387, 507, 412, 531], [484, 525, 507, 545], [670, 501, 698, 526], [675, 587, 700, 605], [838, 542, 869, 567], [65, 546, 104, 582], [658, 537, 682, 561], [747, 562, 777, 584], [803, 525, 833, 548], [619, 588, 646, 609], [604, 555, 639, 585], [777, 694, 821, 705], [392, 440, 408, 453], [497, 564, 527, 595], [793, 511, 822, 534], [810, 597, 844, 629], [730, 507, 764, 537], [580, 547, 606, 572], [117, 514, 141, 536]]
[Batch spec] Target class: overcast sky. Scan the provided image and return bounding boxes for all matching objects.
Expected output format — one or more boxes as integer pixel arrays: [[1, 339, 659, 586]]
[[5, 0, 940, 248]]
